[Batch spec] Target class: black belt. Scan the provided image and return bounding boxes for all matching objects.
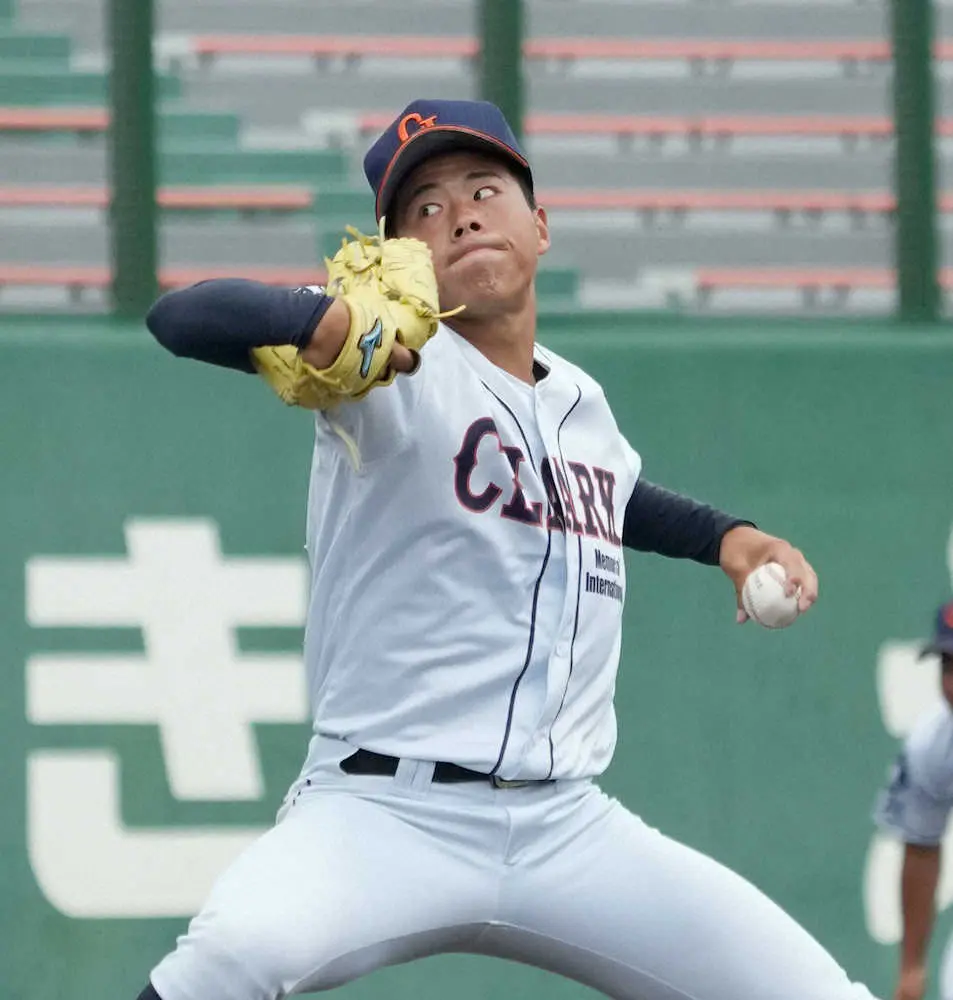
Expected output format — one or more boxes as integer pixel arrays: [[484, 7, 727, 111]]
[[340, 748, 535, 787]]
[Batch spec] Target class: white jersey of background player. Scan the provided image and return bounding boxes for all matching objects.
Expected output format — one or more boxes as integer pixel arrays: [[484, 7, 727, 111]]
[[875, 601, 953, 1000], [141, 99, 878, 1000]]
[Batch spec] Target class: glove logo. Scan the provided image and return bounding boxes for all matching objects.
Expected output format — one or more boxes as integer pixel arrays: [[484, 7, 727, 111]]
[[398, 112, 438, 143], [358, 319, 384, 378]]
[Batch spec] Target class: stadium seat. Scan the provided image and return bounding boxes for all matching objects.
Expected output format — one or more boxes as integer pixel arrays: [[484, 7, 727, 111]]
[[681, 267, 953, 310], [0, 264, 112, 289], [191, 34, 477, 60], [523, 39, 896, 62], [0, 266, 588, 307], [2, 105, 935, 147], [0, 254, 576, 300], [184, 34, 953, 67], [157, 112, 241, 144], [0, 69, 181, 104], [159, 186, 313, 211], [158, 265, 326, 288], [14, 185, 953, 219], [356, 111, 933, 141], [517, 114, 901, 140], [1, 16, 940, 318], [540, 190, 902, 214], [0, 264, 328, 292], [0, 29, 71, 63], [693, 267, 953, 296], [0, 106, 105, 133], [0, 184, 313, 211], [313, 188, 376, 230], [0, 264, 584, 312], [695, 267, 898, 292], [0, 107, 240, 143], [158, 148, 348, 185], [0, 185, 108, 207]]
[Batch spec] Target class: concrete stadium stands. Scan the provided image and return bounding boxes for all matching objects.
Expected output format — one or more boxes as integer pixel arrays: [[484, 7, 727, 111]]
[[2, 0, 951, 314]]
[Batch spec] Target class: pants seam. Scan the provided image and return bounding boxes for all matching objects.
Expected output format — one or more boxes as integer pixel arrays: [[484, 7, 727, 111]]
[[481, 920, 705, 1000], [287, 924, 490, 995]]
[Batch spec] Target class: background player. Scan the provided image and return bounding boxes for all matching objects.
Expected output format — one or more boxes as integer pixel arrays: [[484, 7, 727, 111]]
[[139, 99, 877, 1000], [875, 600, 953, 1000]]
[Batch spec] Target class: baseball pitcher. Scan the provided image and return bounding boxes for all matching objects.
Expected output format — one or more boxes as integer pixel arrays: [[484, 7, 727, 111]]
[[138, 99, 878, 1000]]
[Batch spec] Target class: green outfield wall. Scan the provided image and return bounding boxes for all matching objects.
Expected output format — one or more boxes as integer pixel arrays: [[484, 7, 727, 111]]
[[2, 314, 952, 1000]]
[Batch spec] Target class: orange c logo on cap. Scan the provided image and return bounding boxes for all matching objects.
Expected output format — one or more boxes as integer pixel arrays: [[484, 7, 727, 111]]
[[944, 603, 953, 628], [398, 112, 438, 143]]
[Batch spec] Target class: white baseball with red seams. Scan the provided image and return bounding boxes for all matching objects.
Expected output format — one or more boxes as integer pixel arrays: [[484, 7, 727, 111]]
[[742, 561, 800, 629]]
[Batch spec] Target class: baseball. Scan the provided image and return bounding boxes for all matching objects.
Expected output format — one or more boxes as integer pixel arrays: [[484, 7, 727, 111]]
[[741, 562, 800, 629]]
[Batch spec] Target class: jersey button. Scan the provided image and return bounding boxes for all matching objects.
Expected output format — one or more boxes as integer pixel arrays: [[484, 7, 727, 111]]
[[555, 641, 570, 658]]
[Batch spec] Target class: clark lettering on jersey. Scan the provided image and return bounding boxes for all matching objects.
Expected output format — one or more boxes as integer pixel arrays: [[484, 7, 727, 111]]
[[453, 417, 621, 546], [299, 325, 642, 781]]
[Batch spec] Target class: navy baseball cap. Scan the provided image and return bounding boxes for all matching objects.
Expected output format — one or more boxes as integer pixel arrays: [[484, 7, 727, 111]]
[[919, 600, 953, 658], [363, 98, 533, 223]]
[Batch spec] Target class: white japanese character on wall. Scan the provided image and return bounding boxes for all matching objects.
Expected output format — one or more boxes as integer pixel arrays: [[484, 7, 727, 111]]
[[25, 519, 308, 918]]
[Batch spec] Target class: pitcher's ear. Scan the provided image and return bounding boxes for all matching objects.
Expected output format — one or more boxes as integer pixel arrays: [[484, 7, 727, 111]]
[[535, 206, 551, 255]]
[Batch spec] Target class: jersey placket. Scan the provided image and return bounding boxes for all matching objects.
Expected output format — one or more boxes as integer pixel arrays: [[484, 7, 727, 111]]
[[482, 370, 564, 779], [519, 376, 586, 777]]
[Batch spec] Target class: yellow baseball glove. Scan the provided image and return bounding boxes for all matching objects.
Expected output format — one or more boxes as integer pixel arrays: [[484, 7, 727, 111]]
[[251, 220, 460, 410]]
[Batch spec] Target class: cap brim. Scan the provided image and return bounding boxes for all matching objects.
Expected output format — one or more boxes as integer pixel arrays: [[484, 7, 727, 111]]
[[376, 127, 532, 222]]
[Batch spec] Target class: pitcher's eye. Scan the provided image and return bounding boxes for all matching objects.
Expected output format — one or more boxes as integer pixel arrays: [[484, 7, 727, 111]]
[[420, 203, 441, 218], [474, 186, 497, 201]]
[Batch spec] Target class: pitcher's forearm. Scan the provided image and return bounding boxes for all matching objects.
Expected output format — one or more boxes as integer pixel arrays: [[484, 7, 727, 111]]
[[146, 280, 334, 372]]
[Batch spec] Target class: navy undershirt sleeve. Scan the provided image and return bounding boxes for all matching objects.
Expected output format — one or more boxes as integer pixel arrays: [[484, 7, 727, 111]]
[[622, 479, 755, 566], [145, 280, 333, 373]]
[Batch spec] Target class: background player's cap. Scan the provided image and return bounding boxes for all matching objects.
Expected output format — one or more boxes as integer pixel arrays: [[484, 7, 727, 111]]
[[364, 98, 533, 224], [919, 600, 953, 658]]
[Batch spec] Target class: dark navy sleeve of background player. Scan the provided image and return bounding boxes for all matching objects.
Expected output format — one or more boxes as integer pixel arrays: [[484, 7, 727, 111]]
[[622, 480, 755, 565], [146, 280, 333, 373]]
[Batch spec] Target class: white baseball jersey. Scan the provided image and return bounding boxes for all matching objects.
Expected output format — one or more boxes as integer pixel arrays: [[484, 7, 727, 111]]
[[296, 321, 641, 782], [148, 285, 882, 1000], [875, 702, 953, 845]]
